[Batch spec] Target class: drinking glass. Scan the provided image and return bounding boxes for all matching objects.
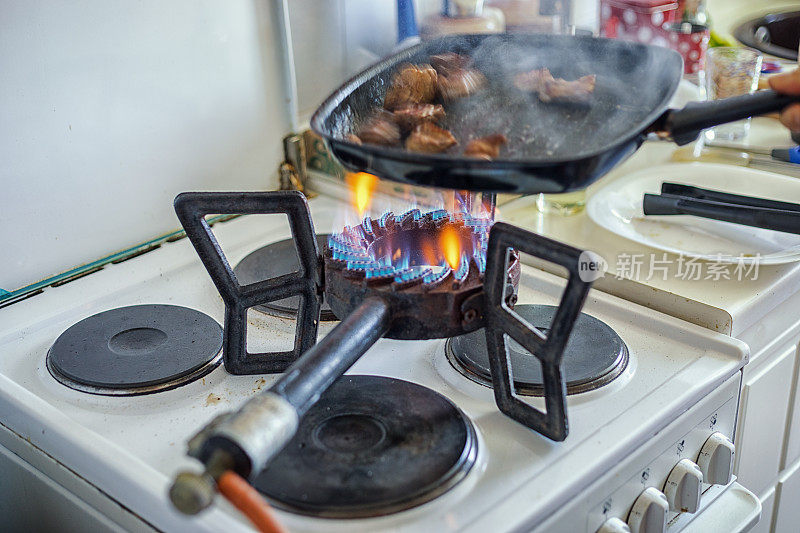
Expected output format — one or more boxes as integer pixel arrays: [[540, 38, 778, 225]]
[[536, 190, 586, 216], [704, 47, 762, 141]]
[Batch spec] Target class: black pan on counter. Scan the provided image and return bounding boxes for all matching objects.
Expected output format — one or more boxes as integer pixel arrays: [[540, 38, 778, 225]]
[[311, 33, 797, 194]]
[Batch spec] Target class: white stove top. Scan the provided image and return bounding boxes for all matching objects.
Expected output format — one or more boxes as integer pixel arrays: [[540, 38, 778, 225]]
[[499, 142, 800, 347], [0, 194, 748, 532]]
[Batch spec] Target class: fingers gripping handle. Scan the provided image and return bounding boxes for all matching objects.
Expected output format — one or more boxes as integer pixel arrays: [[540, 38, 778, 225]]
[[483, 223, 594, 441], [174, 191, 323, 374]]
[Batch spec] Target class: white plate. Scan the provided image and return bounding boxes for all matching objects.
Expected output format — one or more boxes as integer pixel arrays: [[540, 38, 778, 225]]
[[587, 163, 800, 264]]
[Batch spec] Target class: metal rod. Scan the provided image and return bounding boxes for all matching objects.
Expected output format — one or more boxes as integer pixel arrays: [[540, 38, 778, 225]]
[[271, 296, 392, 415], [454, 190, 472, 213], [481, 192, 497, 221], [189, 296, 392, 485]]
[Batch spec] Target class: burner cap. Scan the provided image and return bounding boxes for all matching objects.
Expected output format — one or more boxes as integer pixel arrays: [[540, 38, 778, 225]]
[[47, 304, 222, 395], [253, 375, 477, 518], [446, 304, 628, 396], [234, 234, 336, 321]]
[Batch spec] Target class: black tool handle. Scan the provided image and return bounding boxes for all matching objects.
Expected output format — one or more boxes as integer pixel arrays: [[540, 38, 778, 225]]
[[643, 193, 800, 234], [663, 90, 800, 146], [171, 296, 392, 511], [195, 297, 391, 480], [661, 183, 800, 212], [271, 296, 391, 416], [483, 222, 594, 442]]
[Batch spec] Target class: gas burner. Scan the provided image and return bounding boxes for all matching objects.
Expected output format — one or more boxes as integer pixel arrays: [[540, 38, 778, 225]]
[[328, 208, 491, 285], [446, 304, 629, 396], [325, 209, 517, 339], [252, 375, 477, 518], [233, 234, 337, 321], [47, 304, 222, 396]]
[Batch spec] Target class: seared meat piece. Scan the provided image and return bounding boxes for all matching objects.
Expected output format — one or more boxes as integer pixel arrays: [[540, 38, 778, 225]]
[[431, 52, 486, 100], [430, 52, 470, 76], [405, 122, 458, 153], [384, 63, 438, 110], [437, 68, 487, 100], [540, 74, 596, 104], [358, 111, 401, 146], [392, 103, 446, 132], [464, 134, 508, 160], [513, 67, 551, 93], [514, 67, 596, 105]]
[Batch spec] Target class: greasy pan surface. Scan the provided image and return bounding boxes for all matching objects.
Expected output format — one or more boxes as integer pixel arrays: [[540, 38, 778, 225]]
[[311, 33, 683, 194]]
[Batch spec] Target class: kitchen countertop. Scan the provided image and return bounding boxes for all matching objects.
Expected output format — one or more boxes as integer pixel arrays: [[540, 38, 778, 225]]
[[500, 117, 800, 339]]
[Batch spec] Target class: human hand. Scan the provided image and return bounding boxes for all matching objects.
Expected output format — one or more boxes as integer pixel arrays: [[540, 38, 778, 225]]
[[769, 69, 800, 132]]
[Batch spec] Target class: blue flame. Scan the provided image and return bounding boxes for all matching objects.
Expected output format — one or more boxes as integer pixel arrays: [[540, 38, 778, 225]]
[[394, 265, 432, 284], [378, 211, 395, 228], [423, 266, 451, 285], [473, 250, 486, 274], [453, 255, 470, 283], [396, 208, 421, 224], [332, 250, 369, 262], [428, 209, 448, 221], [346, 259, 382, 271], [331, 208, 493, 286], [361, 216, 374, 236], [365, 265, 395, 279], [395, 252, 410, 272]]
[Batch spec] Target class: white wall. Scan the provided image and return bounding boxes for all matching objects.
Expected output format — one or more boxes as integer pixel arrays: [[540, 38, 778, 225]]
[[288, 0, 399, 121], [1, 0, 292, 292]]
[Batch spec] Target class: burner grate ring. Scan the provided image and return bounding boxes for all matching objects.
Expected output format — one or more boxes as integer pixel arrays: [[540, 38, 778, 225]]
[[323, 211, 519, 340]]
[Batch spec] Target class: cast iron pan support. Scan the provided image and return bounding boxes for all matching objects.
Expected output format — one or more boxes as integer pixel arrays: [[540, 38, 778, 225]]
[[483, 222, 593, 441], [174, 191, 322, 374]]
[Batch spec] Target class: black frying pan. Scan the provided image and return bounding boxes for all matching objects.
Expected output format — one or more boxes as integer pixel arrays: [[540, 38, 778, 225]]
[[311, 33, 797, 194]]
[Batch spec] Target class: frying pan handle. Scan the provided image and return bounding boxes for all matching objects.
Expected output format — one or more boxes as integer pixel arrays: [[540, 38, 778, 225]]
[[662, 90, 800, 146]]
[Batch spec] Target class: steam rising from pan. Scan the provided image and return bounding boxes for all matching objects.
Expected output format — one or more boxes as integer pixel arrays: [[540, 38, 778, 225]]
[[321, 34, 674, 162]]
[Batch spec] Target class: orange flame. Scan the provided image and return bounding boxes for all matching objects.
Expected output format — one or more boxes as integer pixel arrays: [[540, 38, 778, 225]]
[[420, 239, 439, 267], [346, 172, 378, 218], [440, 226, 461, 270]]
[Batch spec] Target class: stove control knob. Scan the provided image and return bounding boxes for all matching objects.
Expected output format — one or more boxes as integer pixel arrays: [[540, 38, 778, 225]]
[[697, 432, 735, 486], [597, 516, 631, 533], [663, 459, 703, 513], [627, 487, 668, 533]]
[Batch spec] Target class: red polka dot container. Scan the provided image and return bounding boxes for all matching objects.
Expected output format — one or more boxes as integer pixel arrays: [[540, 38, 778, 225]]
[[670, 23, 710, 75], [600, 0, 679, 49]]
